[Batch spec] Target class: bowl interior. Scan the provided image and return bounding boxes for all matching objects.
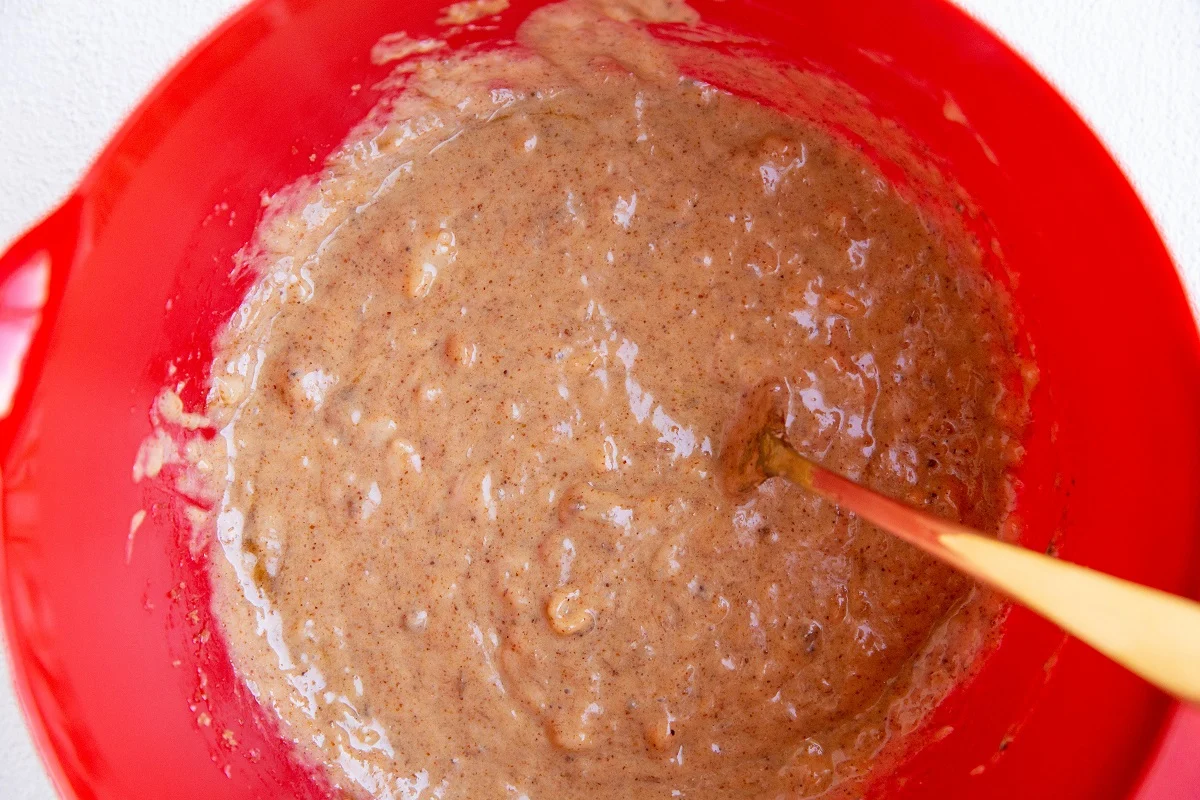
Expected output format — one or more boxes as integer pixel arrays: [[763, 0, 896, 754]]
[[2, 0, 1198, 798]]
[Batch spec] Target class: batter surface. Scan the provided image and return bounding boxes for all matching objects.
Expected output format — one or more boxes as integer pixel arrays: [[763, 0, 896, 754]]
[[200, 2, 1030, 797]]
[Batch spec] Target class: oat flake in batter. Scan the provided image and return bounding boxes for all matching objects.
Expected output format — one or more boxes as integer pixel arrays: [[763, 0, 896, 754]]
[[198, 1, 1030, 797]]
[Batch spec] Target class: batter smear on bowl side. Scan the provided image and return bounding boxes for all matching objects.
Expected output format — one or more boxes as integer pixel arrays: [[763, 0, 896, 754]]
[[190, 0, 1032, 796]]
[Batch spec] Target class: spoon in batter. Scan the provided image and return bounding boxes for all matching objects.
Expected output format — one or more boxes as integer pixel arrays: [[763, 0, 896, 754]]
[[720, 380, 1200, 704]]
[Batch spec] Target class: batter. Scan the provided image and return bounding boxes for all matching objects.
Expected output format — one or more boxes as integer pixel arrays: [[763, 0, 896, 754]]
[[199, 1, 1030, 797]]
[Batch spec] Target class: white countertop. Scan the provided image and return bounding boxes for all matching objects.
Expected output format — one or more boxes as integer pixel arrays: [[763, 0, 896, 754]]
[[1, 1, 1198, 797]]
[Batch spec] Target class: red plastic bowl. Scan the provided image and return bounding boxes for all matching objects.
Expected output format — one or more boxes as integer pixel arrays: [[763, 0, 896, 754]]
[[2, 1, 1198, 798]]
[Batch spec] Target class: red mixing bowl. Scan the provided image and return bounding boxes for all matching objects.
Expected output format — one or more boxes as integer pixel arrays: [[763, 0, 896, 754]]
[[2, 0, 1198, 798]]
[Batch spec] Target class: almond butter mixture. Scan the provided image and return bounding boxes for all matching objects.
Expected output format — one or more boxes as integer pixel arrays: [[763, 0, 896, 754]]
[[200, 2, 1028, 797]]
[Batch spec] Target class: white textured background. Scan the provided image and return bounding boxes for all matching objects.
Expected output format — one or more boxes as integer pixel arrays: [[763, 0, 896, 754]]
[[1, 1, 1198, 797]]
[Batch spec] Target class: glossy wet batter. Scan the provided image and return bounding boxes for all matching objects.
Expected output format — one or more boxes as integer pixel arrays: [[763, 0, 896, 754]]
[[201, 1, 1029, 797]]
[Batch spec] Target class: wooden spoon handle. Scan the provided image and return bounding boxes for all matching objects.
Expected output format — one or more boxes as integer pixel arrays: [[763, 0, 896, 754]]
[[761, 434, 1200, 704], [936, 532, 1200, 704]]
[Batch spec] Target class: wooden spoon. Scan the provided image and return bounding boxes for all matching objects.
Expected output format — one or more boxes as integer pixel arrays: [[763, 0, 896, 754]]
[[719, 380, 1200, 704]]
